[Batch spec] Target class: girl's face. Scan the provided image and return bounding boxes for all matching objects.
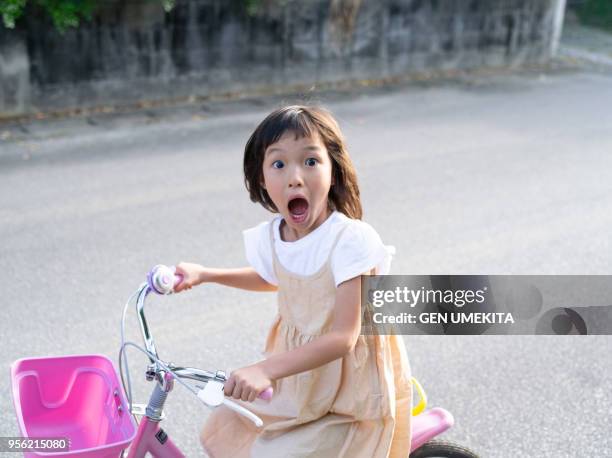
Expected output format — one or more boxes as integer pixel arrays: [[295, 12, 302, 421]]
[[261, 131, 334, 240]]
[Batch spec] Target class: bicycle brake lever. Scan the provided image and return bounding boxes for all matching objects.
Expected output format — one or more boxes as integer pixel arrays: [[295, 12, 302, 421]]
[[222, 398, 264, 427], [198, 380, 225, 407], [197, 380, 264, 427]]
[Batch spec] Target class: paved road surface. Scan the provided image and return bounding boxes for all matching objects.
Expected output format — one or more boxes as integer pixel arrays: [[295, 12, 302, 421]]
[[1, 62, 611, 456]]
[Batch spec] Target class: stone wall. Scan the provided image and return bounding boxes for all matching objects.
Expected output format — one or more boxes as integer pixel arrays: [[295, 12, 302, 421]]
[[0, 0, 567, 117]]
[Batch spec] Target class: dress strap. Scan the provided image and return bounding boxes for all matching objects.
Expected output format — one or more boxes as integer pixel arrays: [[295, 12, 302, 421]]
[[269, 219, 279, 265]]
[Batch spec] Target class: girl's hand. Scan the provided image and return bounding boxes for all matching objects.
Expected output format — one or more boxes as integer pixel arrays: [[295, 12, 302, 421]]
[[174, 262, 205, 293], [224, 364, 272, 403]]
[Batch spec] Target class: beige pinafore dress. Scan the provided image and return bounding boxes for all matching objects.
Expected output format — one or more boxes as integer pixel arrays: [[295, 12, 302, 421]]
[[200, 222, 412, 458]]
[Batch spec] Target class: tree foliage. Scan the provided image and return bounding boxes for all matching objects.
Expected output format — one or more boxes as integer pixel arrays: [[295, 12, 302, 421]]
[[0, 0, 177, 31], [575, 0, 612, 32]]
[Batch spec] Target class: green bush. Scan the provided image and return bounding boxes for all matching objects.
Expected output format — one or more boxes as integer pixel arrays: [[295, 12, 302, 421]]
[[0, 0, 266, 32], [0, 0, 176, 31], [575, 0, 612, 32], [2, 0, 94, 31]]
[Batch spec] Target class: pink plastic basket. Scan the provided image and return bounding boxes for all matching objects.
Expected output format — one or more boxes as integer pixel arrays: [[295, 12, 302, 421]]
[[11, 354, 137, 458]]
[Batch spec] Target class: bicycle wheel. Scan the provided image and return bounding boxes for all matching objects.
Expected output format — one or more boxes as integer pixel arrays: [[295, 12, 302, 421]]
[[410, 439, 480, 458]]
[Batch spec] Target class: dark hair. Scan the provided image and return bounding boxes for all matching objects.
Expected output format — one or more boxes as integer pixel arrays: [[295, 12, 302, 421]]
[[243, 105, 362, 219]]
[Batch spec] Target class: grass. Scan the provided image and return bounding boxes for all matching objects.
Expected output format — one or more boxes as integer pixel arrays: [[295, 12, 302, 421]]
[[575, 0, 612, 32]]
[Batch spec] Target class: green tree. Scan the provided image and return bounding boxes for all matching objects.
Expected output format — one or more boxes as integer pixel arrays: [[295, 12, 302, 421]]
[[575, 0, 612, 32], [0, 0, 176, 31]]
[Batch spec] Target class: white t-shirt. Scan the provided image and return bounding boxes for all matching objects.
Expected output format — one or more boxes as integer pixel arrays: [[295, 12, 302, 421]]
[[243, 211, 395, 287]]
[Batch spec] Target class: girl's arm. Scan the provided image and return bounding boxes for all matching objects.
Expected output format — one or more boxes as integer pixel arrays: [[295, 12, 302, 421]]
[[174, 262, 277, 292], [224, 273, 365, 402]]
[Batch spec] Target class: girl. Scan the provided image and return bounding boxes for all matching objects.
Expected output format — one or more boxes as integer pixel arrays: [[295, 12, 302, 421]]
[[175, 105, 412, 457]]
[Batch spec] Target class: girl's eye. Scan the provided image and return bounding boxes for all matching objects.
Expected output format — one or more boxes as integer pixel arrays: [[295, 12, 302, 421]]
[[305, 158, 317, 167], [272, 160, 284, 169]]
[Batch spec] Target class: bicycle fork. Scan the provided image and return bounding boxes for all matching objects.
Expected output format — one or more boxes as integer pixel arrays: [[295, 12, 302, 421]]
[[126, 374, 185, 458]]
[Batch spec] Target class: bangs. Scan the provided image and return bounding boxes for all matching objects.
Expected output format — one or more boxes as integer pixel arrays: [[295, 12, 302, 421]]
[[257, 106, 319, 152]]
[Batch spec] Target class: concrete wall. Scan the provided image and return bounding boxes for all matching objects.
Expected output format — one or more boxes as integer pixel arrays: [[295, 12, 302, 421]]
[[0, 0, 567, 117]]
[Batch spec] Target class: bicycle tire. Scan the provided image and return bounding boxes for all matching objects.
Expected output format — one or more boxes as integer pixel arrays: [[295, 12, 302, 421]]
[[410, 439, 480, 458]]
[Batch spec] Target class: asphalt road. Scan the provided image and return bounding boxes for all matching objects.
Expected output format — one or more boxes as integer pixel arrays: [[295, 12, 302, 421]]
[[1, 63, 611, 457]]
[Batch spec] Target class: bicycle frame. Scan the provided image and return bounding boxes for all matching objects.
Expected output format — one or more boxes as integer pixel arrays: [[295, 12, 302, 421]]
[[11, 266, 464, 457], [123, 280, 455, 457], [122, 282, 237, 458], [126, 385, 185, 457]]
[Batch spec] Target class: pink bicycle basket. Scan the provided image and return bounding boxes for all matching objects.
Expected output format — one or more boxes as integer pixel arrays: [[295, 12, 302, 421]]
[[11, 354, 137, 458]]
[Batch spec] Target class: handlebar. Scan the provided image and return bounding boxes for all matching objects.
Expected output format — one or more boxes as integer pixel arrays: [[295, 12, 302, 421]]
[[127, 265, 272, 427], [148, 264, 183, 295]]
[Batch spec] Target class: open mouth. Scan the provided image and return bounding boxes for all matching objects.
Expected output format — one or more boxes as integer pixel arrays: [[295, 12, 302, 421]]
[[288, 197, 309, 224]]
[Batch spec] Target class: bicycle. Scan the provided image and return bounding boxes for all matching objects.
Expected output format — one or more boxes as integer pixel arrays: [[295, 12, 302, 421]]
[[11, 265, 479, 457]]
